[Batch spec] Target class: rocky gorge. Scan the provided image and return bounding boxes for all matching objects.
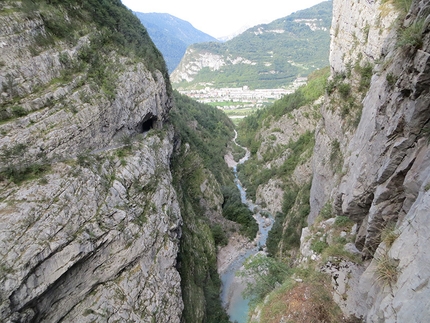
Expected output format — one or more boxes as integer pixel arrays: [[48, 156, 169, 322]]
[[1, 0, 430, 322]]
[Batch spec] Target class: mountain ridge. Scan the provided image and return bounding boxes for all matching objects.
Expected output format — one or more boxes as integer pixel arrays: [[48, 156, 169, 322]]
[[172, 1, 332, 89], [134, 12, 218, 72]]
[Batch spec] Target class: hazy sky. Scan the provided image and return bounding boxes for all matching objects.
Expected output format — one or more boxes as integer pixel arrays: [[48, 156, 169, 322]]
[[121, 0, 327, 39]]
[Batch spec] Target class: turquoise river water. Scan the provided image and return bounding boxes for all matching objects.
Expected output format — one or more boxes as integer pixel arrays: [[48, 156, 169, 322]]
[[220, 132, 274, 322]]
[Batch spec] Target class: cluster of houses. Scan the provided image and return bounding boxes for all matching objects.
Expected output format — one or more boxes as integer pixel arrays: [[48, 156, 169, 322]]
[[179, 78, 307, 108]]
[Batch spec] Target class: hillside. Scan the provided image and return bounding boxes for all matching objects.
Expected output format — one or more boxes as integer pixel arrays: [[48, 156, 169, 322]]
[[234, 0, 430, 321], [134, 12, 218, 73], [172, 1, 332, 89]]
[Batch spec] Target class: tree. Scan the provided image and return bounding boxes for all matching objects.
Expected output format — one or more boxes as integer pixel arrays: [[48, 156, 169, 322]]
[[237, 254, 290, 303]]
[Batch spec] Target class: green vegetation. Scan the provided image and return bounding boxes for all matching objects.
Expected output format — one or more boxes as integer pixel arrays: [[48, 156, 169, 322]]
[[171, 91, 257, 323], [357, 62, 373, 92], [325, 72, 346, 95], [0, 0, 170, 109], [308, 214, 361, 263], [229, 141, 246, 162], [241, 262, 347, 323], [381, 222, 400, 247], [326, 61, 372, 97], [174, 2, 332, 89], [238, 131, 314, 202], [334, 215, 354, 228], [171, 91, 257, 238], [29, 0, 168, 81], [382, 0, 413, 15], [386, 72, 398, 87], [0, 143, 51, 184], [397, 18, 426, 50], [1, 0, 172, 128], [338, 83, 351, 100], [210, 224, 228, 247], [319, 201, 333, 219], [330, 139, 343, 173], [170, 91, 234, 183], [233, 69, 329, 258], [0, 162, 51, 184], [325, 64, 367, 128], [0, 105, 29, 122], [221, 186, 258, 239], [175, 194, 230, 323], [266, 181, 312, 256], [238, 254, 290, 304], [172, 150, 231, 323], [238, 67, 329, 151], [311, 238, 329, 254]]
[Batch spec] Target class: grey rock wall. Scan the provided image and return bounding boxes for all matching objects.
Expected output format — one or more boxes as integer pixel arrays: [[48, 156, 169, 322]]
[[0, 9, 183, 323], [307, 0, 430, 321]]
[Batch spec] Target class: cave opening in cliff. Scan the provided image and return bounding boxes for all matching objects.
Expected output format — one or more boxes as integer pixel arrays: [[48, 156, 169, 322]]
[[137, 114, 158, 133]]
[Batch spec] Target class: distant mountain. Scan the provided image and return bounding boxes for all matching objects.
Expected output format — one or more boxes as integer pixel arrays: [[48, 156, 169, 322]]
[[134, 12, 218, 72], [171, 1, 332, 89]]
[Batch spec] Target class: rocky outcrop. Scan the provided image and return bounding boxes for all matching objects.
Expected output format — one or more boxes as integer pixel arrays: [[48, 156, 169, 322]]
[[0, 130, 183, 323], [171, 48, 227, 83], [306, 0, 430, 321], [0, 5, 183, 323]]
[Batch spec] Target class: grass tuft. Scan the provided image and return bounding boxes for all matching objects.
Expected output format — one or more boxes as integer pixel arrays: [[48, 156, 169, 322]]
[[381, 222, 400, 247], [375, 252, 398, 286], [397, 19, 426, 50]]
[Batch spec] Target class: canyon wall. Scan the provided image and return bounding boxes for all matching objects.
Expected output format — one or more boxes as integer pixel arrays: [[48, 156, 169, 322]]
[[0, 3, 183, 322], [245, 0, 430, 321], [308, 0, 430, 321]]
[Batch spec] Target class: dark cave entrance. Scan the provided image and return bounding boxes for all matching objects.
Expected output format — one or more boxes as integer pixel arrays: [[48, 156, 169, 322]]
[[137, 113, 158, 133]]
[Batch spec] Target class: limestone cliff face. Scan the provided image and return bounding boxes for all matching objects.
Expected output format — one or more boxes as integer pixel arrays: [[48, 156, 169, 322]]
[[171, 48, 227, 83], [308, 0, 430, 321], [0, 5, 183, 323], [309, 0, 398, 224]]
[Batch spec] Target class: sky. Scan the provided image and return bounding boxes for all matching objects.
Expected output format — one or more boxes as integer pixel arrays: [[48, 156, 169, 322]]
[[121, 0, 327, 39]]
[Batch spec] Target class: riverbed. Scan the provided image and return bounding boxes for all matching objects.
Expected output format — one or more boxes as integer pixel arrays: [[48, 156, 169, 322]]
[[220, 131, 274, 323]]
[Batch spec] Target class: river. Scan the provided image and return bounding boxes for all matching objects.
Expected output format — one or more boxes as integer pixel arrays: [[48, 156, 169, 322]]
[[220, 131, 274, 323]]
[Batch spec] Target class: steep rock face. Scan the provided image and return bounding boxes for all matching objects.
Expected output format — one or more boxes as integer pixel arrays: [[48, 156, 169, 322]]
[[309, 0, 398, 224], [0, 131, 183, 323], [0, 6, 183, 323], [307, 0, 430, 321]]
